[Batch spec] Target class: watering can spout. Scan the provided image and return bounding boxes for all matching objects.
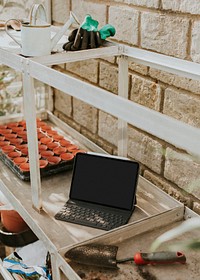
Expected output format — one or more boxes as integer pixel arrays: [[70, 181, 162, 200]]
[[50, 11, 80, 50]]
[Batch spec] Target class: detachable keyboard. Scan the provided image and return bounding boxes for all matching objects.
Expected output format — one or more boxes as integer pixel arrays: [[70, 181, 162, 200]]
[[55, 202, 128, 231]]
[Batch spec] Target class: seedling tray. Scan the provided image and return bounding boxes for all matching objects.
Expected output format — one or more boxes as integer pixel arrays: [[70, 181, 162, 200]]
[[0, 151, 74, 181], [0, 119, 85, 181]]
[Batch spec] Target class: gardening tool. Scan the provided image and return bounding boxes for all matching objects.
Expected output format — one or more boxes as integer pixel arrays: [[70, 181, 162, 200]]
[[64, 243, 186, 269], [5, 4, 80, 56]]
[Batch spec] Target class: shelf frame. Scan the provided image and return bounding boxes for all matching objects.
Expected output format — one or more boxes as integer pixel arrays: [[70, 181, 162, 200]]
[[1, 30, 200, 280], [27, 53, 200, 158]]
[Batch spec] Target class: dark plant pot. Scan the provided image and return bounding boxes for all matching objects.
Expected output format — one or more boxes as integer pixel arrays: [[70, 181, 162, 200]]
[[0, 223, 38, 247]]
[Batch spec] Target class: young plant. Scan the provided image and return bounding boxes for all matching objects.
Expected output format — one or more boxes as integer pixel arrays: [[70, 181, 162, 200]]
[[151, 217, 200, 252]]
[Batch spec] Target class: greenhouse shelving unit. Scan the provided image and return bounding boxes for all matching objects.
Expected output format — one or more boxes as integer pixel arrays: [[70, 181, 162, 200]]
[[0, 29, 200, 280]]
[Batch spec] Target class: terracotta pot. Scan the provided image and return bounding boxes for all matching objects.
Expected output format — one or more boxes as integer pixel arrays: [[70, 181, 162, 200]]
[[40, 137, 53, 145], [0, 202, 3, 216], [15, 144, 28, 150], [37, 121, 46, 128], [0, 128, 12, 134], [37, 132, 46, 139], [0, 141, 10, 147], [11, 126, 24, 133], [18, 120, 26, 127], [1, 210, 28, 233], [59, 139, 71, 147], [0, 125, 7, 129], [13, 157, 28, 165], [60, 153, 74, 161], [47, 141, 59, 150], [5, 133, 18, 140], [53, 146, 67, 155], [2, 145, 15, 154], [40, 125, 52, 132], [39, 159, 48, 168], [53, 134, 64, 141], [6, 122, 19, 128], [47, 130, 58, 136], [21, 135, 28, 142], [40, 150, 54, 158], [19, 162, 30, 172], [9, 138, 23, 145], [38, 144, 47, 152], [17, 130, 27, 137], [20, 147, 29, 156], [47, 156, 61, 165], [67, 144, 79, 152], [44, 127, 53, 133], [8, 150, 22, 159]]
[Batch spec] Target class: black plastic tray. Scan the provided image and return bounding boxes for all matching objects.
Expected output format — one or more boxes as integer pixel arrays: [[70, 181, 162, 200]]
[[0, 120, 78, 180], [0, 150, 73, 181]]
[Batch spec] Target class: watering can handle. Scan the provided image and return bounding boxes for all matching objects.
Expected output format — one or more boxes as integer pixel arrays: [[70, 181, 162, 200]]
[[29, 3, 47, 25], [5, 19, 22, 47]]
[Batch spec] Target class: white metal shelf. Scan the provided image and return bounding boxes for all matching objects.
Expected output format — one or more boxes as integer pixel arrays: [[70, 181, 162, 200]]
[[1, 32, 200, 157], [27, 55, 200, 157], [1, 28, 200, 280], [124, 45, 200, 81]]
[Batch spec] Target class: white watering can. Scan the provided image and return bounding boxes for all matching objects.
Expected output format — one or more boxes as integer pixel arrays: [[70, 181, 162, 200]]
[[5, 4, 80, 57]]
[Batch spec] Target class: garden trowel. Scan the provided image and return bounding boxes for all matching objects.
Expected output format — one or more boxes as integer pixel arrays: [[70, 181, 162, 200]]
[[64, 243, 186, 269]]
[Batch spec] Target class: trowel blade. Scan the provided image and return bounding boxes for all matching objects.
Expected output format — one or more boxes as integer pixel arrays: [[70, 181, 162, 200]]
[[65, 243, 119, 269]]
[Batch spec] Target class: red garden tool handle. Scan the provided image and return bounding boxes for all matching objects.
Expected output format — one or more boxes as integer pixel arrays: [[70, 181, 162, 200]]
[[134, 251, 186, 265]]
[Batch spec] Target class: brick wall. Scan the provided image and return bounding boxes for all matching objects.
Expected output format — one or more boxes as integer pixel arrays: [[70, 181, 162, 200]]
[[52, 0, 200, 214]]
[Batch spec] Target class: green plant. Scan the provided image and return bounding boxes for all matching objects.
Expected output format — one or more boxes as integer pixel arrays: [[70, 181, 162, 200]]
[[151, 217, 200, 252]]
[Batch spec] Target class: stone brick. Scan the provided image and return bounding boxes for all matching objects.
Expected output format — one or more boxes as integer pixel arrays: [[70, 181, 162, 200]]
[[112, 0, 159, 8], [163, 88, 200, 128], [164, 148, 200, 200], [130, 74, 162, 110], [52, 0, 70, 24], [124, 0, 159, 8], [71, 0, 107, 26], [162, 0, 200, 15], [101, 57, 116, 64], [141, 12, 189, 58], [129, 62, 148, 75], [192, 201, 200, 215], [98, 111, 118, 146], [0, 0, 33, 20], [65, 59, 98, 84], [54, 89, 72, 117], [149, 68, 200, 95], [95, 137, 114, 155], [80, 127, 114, 154], [144, 170, 193, 207], [54, 110, 81, 133], [191, 21, 200, 63], [73, 98, 98, 134], [128, 127, 163, 173], [99, 62, 118, 94], [109, 6, 139, 45]]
